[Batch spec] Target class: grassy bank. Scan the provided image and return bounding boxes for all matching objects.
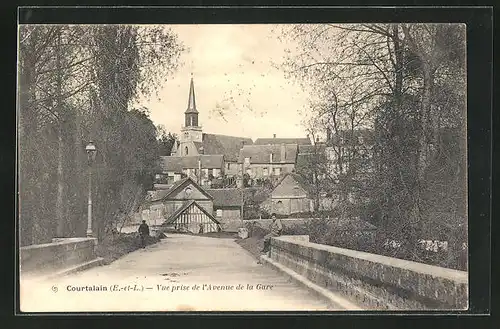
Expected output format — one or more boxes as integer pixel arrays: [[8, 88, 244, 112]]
[[95, 233, 161, 265]]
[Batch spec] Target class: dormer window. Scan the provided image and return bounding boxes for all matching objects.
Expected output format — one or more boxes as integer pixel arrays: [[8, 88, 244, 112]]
[[244, 157, 250, 164]]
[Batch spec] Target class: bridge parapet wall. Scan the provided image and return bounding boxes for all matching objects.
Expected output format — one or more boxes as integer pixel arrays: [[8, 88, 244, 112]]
[[270, 236, 468, 310], [20, 238, 99, 275]]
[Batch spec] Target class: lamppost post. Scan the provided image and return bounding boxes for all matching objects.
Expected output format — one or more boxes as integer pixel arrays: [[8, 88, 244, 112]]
[[85, 141, 97, 238]]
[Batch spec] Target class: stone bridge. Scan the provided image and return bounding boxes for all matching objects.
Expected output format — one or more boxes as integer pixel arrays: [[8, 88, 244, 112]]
[[19, 234, 467, 312]]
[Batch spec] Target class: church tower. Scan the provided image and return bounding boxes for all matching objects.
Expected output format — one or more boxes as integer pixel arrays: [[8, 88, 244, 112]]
[[179, 76, 203, 153]]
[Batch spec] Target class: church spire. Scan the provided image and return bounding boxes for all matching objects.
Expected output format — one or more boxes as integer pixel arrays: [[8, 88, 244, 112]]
[[185, 74, 198, 114]]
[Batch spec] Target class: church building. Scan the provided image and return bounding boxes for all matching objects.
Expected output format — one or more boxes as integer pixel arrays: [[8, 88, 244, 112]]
[[160, 76, 253, 186], [158, 75, 313, 188]]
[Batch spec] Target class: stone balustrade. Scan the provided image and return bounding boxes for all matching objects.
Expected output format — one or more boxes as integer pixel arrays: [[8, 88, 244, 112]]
[[269, 235, 468, 310], [20, 237, 100, 275]]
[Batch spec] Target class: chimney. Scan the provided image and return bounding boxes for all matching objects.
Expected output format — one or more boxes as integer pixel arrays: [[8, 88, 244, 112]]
[[280, 143, 286, 162], [273, 134, 276, 138], [198, 158, 202, 184]]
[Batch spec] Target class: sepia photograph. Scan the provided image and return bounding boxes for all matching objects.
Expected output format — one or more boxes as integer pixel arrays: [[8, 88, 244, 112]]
[[17, 21, 468, 312]]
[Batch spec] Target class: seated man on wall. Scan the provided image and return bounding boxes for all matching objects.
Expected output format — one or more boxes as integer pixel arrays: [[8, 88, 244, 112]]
[[261, 213, 283, 254]]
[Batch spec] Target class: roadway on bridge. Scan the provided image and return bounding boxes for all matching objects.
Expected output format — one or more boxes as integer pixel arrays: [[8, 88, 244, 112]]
[[20, 234, 347, 312]]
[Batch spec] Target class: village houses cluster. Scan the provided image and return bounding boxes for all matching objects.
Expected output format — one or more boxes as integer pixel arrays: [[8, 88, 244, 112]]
[[141, 77, 374, 233]]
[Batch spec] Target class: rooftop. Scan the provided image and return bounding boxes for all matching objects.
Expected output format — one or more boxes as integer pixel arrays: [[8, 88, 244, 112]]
[[202, 133, 253, 162], [254, 137, 311, 146], [238, 144, 298, 164], [206, 188, 244, 207], [159, 155, 224, 172]]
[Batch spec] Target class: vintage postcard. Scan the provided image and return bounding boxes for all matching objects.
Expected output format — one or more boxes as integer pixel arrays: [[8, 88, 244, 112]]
[[18, 22, 468, 312]]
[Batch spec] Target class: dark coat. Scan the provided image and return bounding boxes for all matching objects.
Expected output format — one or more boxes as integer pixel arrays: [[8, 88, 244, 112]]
[[138, 223, 150, 236]]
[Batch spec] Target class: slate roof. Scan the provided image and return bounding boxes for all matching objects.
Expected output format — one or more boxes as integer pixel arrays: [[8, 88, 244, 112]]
[[159, 155, 224, 172], [146, 177, 213, 202], [206, 188, 243, 207], [254, 137, 311, 145], [202, 133, 253, 162], [238, 144, 298, 164], [298, 144, 326, 154], [273, 172, 315, 198]]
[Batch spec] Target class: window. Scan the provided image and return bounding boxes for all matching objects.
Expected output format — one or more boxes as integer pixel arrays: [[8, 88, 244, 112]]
[[244, 157, 250, 164], [216, 209, 222, 217], [185, 146, 189, 155], [274, 167, 281, 176], [263, 167, 268, 176], [227, 163, 230, 169]]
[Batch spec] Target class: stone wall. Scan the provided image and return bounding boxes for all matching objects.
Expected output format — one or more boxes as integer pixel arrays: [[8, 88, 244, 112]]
[[270, 236, 468, 310], [20, 238, 98, 274]]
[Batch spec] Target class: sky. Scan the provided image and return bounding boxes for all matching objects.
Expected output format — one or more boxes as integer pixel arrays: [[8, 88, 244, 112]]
[[141, 25, 311, 141]]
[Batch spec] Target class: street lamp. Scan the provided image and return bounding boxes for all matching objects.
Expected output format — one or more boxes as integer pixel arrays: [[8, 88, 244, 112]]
[[85, 141, 97, 237]]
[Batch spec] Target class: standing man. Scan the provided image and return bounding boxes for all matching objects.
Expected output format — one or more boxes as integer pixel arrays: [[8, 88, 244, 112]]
[[261, 213, 283, 254], [138, 220, 150, 249]]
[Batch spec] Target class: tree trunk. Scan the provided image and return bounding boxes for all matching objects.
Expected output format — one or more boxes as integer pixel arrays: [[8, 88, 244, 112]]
[[73, 110, 85, 236], [419, 62, 432, 176], [55, 124, 65, 237], [55, 30, 65, 237], [18, 48, 37, 245]]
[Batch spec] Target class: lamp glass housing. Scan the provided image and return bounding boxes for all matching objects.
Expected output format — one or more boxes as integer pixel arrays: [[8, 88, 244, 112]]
[[85, 142, 97, 163]]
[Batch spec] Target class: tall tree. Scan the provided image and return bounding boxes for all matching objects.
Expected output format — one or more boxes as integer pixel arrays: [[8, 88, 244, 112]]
[[278, 24, 466, 268], [18, 24, 185, 244]]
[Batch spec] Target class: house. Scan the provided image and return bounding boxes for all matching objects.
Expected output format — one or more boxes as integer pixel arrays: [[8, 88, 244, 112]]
[[260, 173, 315, 216], [144, 177, 220, 233], [206, 188, 243, 221], [156, 154, 224, 186], [238, 143, 299, 181], [325, 128, 376, 176]]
